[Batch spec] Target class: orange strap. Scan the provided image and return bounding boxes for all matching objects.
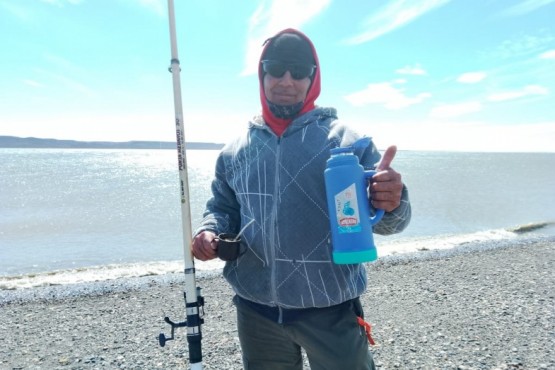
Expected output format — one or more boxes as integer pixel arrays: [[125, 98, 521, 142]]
[[357, 316, 376, 345]]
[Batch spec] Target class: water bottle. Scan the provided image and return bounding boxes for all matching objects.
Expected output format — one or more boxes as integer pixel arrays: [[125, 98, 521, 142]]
[[324, 137, 384, 264]]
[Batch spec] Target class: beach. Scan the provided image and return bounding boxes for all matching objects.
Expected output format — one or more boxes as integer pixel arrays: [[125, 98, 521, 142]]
[[1, 237, 554, 369]]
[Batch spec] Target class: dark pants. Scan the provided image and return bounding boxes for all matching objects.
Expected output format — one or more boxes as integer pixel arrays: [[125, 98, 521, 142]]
[[235, 296, 376, 370]]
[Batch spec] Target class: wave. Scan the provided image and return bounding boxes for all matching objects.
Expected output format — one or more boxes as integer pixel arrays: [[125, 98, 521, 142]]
[[507, 221, 554, 234], [1, 222, 552, 292], [0, 259, 225, 291]]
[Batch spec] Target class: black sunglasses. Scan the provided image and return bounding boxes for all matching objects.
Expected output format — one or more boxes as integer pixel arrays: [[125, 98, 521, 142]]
[[261, 60, 316, 80]]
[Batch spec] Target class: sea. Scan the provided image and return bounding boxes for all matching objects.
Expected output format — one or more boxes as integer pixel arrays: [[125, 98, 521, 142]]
[[1, 148, 554, 291]]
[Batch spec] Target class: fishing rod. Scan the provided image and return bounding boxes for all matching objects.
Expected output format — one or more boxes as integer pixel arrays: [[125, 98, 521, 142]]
[[158, 1, 204, 369]]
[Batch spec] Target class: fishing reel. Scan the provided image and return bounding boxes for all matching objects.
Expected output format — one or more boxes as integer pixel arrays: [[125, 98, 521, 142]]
[[159, 316, 188, 347], [159, 288, 205, 348]]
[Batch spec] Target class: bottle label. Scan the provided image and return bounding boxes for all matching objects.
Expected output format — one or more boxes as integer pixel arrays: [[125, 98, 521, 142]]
[[334, 183, 361, 233]]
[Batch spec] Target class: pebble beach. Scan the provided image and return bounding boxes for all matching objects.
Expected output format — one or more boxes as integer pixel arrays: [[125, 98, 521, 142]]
[[1, 237, 554, 369]]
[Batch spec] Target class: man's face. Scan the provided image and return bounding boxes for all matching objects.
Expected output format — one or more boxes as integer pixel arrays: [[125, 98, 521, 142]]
[[263, 70, 311, 105]]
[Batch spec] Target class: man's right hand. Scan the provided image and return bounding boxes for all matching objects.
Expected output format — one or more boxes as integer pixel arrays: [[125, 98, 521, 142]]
[[191, 231, 218, 261]]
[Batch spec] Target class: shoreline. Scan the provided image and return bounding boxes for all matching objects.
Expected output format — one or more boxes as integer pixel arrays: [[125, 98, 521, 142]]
[[1, 235, 550, 304], [2, 231, 552, 297], [1, 237, 554, 369]]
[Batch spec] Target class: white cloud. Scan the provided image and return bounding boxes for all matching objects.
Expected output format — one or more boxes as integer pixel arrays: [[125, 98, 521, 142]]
[[344, 0, 451, 45], [32, 67, 95, 97], [490, 33, 555, 60], [396, 64, 427, 75], [457, 72, 487, 84], [42, 52, 80, 72], [499, 0, 555, 17], [241, 0, 331, 76], [23, 79, 44, 88], [539, 49, 555, 59], [344, 81, 431, 109], [39, 0, 83, 6], [429, 102, 482, 118], [137, 0, 166, 17], [0, 1, 32, 21], [31, 53, 93, 96], [487, 85, 549, 102]]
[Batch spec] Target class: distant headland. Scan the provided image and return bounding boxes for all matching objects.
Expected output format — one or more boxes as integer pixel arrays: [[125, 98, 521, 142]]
[[0, 136, 224, 150]]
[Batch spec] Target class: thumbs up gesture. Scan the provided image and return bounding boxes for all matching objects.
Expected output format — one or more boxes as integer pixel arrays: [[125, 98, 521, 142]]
[[369, 146, 404, 212]]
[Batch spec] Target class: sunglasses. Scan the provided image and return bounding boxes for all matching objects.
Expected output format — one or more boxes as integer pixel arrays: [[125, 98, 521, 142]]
[[261, 60, 316, 80]]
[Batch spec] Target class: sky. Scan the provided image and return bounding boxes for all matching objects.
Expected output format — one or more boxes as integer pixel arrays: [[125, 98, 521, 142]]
[[1, 0, 554, 152]]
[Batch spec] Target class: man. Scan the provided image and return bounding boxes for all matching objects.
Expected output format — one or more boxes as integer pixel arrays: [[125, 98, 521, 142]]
[[192, 28, 411, 370]]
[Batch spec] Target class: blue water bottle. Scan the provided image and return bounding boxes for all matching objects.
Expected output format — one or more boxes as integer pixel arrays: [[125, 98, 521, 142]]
[[324, 137, 385, 264]]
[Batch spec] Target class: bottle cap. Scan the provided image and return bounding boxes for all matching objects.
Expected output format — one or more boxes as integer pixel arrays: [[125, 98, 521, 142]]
[[330, 137, 371, 155], [330, 147, 352, 155]]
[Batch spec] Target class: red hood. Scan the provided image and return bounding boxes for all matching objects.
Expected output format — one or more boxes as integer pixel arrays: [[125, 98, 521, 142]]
[[258, 28, 321, 136]]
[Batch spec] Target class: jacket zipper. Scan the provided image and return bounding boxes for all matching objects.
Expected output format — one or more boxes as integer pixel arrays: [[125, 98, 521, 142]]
[[270, 136, 281, 316]]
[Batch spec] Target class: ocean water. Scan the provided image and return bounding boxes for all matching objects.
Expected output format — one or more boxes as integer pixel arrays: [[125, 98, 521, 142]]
[[1, 148, 554, 290]]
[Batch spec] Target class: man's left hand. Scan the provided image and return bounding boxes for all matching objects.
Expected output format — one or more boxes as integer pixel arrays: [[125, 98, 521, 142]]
[[369, 145, 404, 212]]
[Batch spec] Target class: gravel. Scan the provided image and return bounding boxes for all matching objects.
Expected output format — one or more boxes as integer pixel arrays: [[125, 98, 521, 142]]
[[1, 237, 553, 369]]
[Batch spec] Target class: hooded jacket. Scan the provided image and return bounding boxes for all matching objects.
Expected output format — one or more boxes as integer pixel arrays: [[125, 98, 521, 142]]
[[195, 29, 411, 309]]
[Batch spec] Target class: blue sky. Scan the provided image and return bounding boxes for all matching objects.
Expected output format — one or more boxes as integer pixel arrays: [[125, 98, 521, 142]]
[[1, 0, 554, 152]]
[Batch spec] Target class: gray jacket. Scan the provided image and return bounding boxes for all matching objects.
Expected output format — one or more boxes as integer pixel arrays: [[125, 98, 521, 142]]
[[195, 106, 411, 308]]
